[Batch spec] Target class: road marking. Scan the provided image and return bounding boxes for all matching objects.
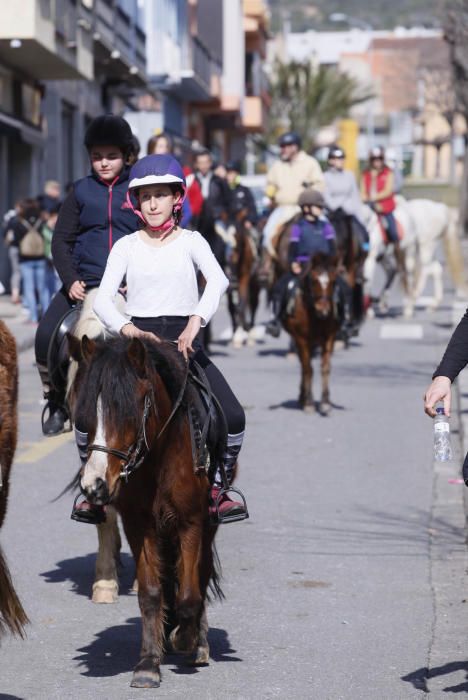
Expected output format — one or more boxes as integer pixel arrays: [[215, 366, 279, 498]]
[[16, 431, 73, 464], [380, 324, 423, 340]]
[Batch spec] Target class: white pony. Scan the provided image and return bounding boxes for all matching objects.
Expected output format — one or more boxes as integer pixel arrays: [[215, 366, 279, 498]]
[[363, 196, 466, 317]]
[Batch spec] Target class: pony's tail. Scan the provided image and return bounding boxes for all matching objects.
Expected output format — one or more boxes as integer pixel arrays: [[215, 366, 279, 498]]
[[0, 543, 28, 638], [443, 208, 468, 296]]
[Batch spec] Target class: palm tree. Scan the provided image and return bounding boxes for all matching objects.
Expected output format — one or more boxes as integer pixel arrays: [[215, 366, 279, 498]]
[[268, 59, 373, 151]]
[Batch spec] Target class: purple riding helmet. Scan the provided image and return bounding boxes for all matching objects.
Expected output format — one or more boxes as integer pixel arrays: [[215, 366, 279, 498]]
[[126, 154, 187, 232]]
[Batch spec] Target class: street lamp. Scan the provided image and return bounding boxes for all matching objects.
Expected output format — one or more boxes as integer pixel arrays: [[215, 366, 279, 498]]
[[329, 12, 375, 149]]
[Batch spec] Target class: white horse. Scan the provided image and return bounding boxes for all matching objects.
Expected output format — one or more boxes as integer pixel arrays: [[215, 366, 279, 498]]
[[363, 196, 466, 317]]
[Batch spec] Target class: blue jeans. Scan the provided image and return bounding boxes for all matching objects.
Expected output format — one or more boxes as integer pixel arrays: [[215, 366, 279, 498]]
[[20, 259, 50, 322]]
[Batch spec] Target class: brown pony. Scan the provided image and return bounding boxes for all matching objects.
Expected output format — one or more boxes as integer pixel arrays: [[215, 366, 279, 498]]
[[0, 321, 28, 638], [283, 254, 340, 414], [68, 334, 222, 689], [227, 210, 261, 347]]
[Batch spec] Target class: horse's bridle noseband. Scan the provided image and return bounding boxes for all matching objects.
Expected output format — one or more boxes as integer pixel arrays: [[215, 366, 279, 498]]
[[88, 393, 154, 482]]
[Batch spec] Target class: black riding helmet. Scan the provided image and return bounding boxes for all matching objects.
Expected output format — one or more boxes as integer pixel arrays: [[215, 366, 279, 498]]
[[84, 115, 134, 157], [278, 131, 302, 148], [328, 145, 346, 160]]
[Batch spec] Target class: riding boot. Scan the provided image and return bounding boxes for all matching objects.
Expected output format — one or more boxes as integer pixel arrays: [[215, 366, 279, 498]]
[[209, 432, 248, 523], [265, 295, 283, 338], [70, 427, 106, 524], [37, 362, 69, 437]]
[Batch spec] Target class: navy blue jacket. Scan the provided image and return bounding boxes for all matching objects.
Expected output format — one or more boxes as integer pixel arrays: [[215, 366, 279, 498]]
[[51, 168, 139, 290], [288, 218, 337, 264]]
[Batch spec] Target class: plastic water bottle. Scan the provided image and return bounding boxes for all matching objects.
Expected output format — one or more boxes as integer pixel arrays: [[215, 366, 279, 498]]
[[433, 407, 452, 462]]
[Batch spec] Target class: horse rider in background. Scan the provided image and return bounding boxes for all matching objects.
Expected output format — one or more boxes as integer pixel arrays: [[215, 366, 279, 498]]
[[323, 145, 369, 251], [360, 146, 402, 256], [225, 161, 259, 250], [266, 188, 352, 338], [262, 131, 324, 271], [192, 149, 231, 269]]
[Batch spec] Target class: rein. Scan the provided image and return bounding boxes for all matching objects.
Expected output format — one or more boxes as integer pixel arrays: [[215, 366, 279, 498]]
[[87, 359, 190, 483]]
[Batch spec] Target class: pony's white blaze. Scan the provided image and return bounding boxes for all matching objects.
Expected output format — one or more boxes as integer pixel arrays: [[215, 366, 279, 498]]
[[318, 272, 329, 289], [81, 397, 108, 490]]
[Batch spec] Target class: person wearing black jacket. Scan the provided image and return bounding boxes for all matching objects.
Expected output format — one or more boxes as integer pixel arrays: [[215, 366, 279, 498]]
[[34, 115, 139, 436], [192, 149, 230, 265], [225, 161, 258, 227], [424, 311, 468, 419]]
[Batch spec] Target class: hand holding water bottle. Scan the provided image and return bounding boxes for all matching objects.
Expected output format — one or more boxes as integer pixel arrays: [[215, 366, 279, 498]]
[[424, 375, 451, 417]]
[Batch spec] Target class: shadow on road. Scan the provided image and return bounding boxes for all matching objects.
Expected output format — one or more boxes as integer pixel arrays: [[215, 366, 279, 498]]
[[74, 617, 140, 677], [74, 619, 241, 679], [40, 552, 136, 597], [402, 660, 468, 693], [268, 399, 346, 412]]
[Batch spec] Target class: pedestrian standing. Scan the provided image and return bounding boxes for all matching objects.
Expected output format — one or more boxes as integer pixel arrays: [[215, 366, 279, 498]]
[[10, 199, 49, 324], [3, 201, 23, 303], [41, 205, 61, 300]]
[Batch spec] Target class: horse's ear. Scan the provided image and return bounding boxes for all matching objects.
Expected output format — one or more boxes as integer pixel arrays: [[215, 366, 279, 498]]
[[127, 337, 146, 376], [81, 335, 97, 363], [67, 333, 82, 362]]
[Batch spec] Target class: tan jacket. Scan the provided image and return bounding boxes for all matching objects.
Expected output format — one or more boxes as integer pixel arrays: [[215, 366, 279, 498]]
[[266, 151, 324, 206]]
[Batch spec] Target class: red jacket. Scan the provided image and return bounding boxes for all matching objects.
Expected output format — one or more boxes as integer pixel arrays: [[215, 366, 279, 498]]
[[361, 166, 396, 214], [183, 167, 203, 217]]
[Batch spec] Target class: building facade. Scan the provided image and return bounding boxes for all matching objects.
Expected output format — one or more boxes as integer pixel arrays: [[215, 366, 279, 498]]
[[0, 0, 148, 212]]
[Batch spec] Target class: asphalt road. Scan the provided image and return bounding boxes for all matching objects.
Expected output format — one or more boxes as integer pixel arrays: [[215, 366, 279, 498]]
[[1, 293, 468, 699]]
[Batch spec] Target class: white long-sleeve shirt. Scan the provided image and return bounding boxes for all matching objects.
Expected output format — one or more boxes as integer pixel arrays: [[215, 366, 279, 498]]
[[93, 229, 229, 334]]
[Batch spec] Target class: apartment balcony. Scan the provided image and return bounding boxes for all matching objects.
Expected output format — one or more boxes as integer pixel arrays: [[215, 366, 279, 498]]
[[156, 36, 218, 103], [0, 0, 93, 80], [242, 95, 268, 132], [93, 0, 147, 87]]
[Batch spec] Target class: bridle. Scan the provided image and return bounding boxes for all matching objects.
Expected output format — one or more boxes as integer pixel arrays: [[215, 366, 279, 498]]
[[87, 360, 189, 483]]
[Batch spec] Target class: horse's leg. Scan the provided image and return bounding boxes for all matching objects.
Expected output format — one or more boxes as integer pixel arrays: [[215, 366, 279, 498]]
[[296, 336, 313, 412], [125, 525, 163, 689], [169, 521, 203, 655], [319, 333, 335, 415], [189, 524, 217, 666], [92, 505, 121, 604], [429, 260, 444, 310]]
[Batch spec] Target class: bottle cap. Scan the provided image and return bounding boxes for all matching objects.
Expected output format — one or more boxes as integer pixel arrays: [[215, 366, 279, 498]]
[[436, 407, 445, 415]]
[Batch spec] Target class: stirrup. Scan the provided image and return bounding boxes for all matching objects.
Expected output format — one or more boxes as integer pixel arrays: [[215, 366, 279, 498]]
[[70, 494, 106, 525], [210, 486, 249, 525]]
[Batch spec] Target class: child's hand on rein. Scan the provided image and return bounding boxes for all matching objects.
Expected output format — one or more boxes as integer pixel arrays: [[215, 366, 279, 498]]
[[178, 316, 202, 360], [120, 322, 160, 343]]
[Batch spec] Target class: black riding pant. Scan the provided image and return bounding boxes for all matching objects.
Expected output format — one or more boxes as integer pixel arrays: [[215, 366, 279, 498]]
[[35, 286, 74, 367], [131, 316, 245, 436]]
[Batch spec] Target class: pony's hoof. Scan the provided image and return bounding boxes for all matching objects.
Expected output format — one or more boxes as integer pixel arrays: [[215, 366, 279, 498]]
[[320, 403, 331, 416], [303, 404, 315, 414], [286, 351, 296, 361], [131, 578, 139, 594], [92, 579, 118, 604], [169, 625, 196, 654], [366, 307, 375, 319], [131, 658, 161, 687], [130, 671, 160, 688], [187, 644, 210, 666]]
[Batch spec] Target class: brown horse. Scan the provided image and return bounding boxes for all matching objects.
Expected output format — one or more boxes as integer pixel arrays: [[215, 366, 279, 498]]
[[328, 209, 368, 330], [283, 254, 340, 414], [227, 211, 261, 347], [0, 321, 28, 638], [68, 334, 222, 689]]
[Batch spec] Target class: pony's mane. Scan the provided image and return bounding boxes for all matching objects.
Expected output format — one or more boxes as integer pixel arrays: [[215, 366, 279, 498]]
[[75, 337, 187, 433]]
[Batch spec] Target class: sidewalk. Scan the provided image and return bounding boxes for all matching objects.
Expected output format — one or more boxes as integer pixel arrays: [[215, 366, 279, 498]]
[[0, 293, 37, 353]]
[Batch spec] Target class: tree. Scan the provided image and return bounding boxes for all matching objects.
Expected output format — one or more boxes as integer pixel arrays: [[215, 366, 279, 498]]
[[267, 58, 373, 152]]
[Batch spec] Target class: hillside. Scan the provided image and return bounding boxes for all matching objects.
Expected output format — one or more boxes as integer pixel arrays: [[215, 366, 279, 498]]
[[269, 0, 445, 33]]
